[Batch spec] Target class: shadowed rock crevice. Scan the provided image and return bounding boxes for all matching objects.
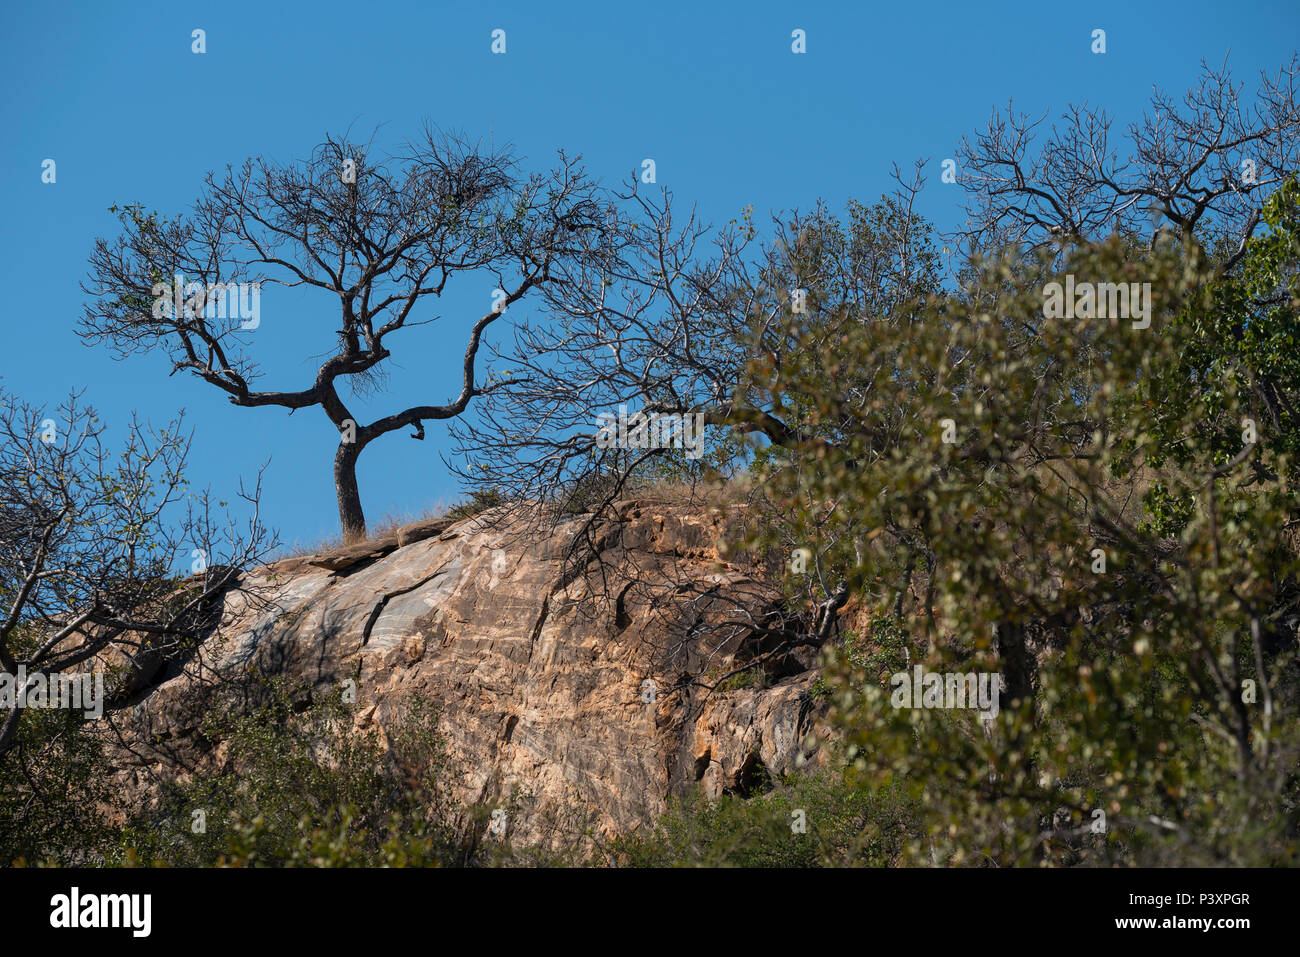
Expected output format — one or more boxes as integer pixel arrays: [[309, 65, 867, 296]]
[[727, 752, 772, 799]]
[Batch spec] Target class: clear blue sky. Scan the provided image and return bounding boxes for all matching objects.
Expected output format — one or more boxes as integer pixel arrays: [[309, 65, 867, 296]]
[[2, 0, 1296, 551]]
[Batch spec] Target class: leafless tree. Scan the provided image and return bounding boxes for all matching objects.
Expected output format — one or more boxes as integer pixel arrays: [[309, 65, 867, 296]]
[[954, 56, 1300, 271], [0, 387, 275, 758], [448, 168, 941, 692], [81, 127, 606, 542], [450, 165, 940, 524]]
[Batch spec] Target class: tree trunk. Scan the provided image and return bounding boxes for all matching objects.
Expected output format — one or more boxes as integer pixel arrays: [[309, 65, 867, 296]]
[[334, 442, 367, 543]]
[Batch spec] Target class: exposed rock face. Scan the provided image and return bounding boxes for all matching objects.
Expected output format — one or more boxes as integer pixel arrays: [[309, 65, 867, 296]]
[[104, 504, 827, 846]]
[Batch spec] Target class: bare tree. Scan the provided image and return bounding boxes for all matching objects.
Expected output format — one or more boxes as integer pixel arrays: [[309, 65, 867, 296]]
[[450, 165, 941, 524], [954, 56, 1300, 271], [443, 168, 942, 699], [0, 386, 275, 758], [81, 127, 605, 542]]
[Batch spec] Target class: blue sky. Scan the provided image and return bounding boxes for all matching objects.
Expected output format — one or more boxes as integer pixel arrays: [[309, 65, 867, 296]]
[[1, 0, 1296, 551]]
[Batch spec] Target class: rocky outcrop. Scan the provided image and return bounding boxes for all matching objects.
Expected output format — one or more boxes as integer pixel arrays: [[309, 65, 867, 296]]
[[102, 504, 828, 846]]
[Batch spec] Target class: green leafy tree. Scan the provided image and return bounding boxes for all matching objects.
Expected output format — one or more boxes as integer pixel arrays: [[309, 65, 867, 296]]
[[737, 182, 1300, 866]]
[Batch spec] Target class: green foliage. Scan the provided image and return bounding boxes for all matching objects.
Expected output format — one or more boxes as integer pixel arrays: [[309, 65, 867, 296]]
[[445, 487, 508, 522], [1145, 178, 1300, 486], [117, 679, 471, 867], [716, 667, 768, 692], [813, 623, 910, 699], [611, 770, 918, 867], [0, 704, 123, 866], [737, 185, 1300, 866]]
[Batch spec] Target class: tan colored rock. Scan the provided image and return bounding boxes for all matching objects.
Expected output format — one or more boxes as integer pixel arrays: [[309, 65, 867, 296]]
[[395, 516, 455, 547], [101, 505, 829, 847]]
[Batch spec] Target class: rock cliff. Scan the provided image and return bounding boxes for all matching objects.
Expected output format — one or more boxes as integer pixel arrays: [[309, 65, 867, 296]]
[[101, 503, 828, 846]]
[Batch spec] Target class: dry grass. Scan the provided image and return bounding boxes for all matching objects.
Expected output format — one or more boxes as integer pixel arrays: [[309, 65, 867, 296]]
[[270, 475, 756, 563], [622, 472, 755, 509], [271, 499, 461, 561]]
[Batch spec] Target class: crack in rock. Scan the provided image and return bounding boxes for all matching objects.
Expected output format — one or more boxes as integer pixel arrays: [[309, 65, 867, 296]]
[[360, 558, 454, 648]]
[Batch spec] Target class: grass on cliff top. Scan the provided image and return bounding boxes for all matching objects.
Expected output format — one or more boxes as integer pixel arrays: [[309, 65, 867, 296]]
[[270, 475, 755, 563]]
